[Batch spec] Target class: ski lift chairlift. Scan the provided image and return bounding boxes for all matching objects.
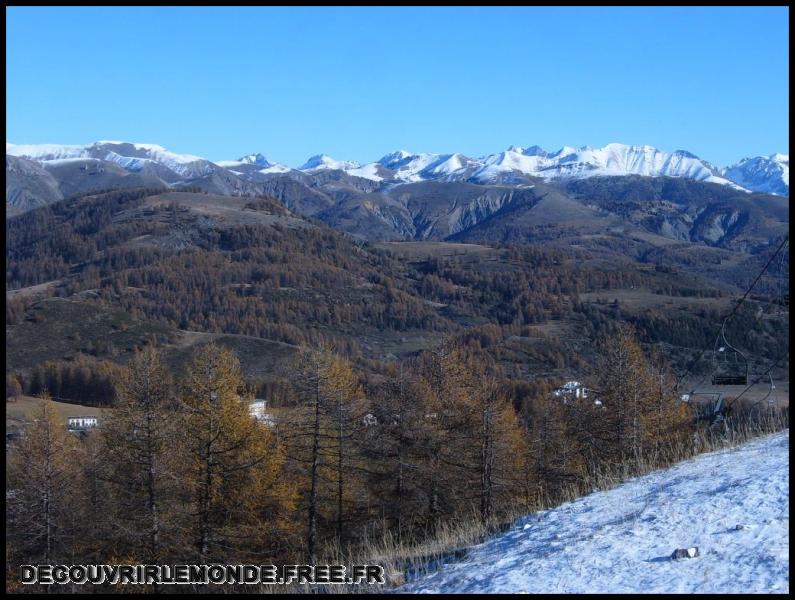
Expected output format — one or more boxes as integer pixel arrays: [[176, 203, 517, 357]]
[[711, 324, 748, 386]]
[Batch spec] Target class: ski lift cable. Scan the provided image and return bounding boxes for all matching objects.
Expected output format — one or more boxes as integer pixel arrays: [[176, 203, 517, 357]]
[[756, 238, 790, 317], [767, 238, 789, 316], [760, 240, 788, 395], [674, 234, 789, 390], [745, 240, 788, 407]]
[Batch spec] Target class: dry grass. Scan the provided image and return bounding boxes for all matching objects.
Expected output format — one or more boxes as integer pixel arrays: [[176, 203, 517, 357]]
[[373, 241, 499, 261], [578, 288, 733, 314], [6, 395, 110, 430]]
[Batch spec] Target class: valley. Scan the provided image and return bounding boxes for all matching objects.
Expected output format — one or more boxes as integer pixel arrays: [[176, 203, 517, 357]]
[[6, 181, 788, 410]]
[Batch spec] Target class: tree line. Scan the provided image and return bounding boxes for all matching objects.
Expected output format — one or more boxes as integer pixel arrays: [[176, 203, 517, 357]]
[[7, 326, 696, 591]]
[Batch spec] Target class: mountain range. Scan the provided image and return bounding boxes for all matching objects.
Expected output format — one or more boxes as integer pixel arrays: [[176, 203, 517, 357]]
[[6, 141, 789, 257], [7, 140, 788, 194], [6, 139, 789, 382]]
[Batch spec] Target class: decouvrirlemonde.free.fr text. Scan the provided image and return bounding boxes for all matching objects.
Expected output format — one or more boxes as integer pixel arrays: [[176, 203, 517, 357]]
[[21, 564, 386, 585]]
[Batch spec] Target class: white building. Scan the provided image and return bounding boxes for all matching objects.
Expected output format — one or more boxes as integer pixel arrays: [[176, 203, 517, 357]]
[[67, 416, 98, 431], [249, 399, 276, 427], [249, 400, 267, 419], [553, 381, 589, 401]]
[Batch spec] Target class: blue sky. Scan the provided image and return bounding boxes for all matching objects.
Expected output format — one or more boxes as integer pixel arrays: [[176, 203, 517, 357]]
[[6, 6, 789, 167]]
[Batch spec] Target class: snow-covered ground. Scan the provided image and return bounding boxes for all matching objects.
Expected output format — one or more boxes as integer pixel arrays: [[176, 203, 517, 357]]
[[399, 431, 789, 594]]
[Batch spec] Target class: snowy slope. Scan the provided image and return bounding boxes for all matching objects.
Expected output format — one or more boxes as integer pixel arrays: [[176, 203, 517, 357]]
[[296, 144, 753, 190], [723, 154, 789, 196], [298, 145, 787, 194], [399, 431, 789, 594], [7, 141, 214, 178], [217, 153, 273, 168], [299, 154, 361, 172], [346, 163, 385, 181], [383, 153, 450, 182], [9, 141, 789, 195], [6, 143, 89, 161], [472, 143, 738, 188]]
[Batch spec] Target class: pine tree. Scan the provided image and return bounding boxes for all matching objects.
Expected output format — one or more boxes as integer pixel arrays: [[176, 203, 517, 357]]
[[101, 347, 177, 562], [367, 368, 436, 533], [413, 343, 478, 522], [324, 354, 369, 543], [286, 345, 334, 563], [284, 344, 369, 561], [74, 430, 115, 563], [6, 393, 84, 565], [590, 325, 659, 473], [646, 347, 694, 459], [525, 386, 586, 508], [179, 343, 296, 562]]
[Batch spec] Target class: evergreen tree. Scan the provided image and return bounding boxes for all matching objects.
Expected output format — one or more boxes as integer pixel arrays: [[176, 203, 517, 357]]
[[179, 343, 296, 562], [6, 394, 84, 565], [101, 347, 178, 562]]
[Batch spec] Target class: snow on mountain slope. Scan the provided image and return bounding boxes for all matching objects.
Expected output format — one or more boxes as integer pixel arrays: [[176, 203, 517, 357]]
[[346, 162, 385, 181], [217, 153, 273, 168], [723, 154, 789, 196], [7, 143, 90, 161], [8, 141, 789, 195], [378, 150, 414, 169], [7, 141, 213, 178], [100, 142, 204, 165], [365, 144, 753, 190], [474, 148, 547, 182], [258, 163, 292, 174], [334, 145, 786, 193], [373, 152, 452, 182], [94, 142, 212, 177], [472, 143, 739, 188], [300, 154, 361, 172], [422, 153, 478, 178], [368, 152, 480, 183], [399, 430, 789, 594]]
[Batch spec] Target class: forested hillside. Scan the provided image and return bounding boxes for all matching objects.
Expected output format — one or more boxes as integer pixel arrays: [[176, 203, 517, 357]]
[[6, 188, 788, 403], [5, 187, 788, 592]]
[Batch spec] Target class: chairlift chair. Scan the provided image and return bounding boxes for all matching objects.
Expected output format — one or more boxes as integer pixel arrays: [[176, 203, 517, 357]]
[[711, 325, 748, 386]]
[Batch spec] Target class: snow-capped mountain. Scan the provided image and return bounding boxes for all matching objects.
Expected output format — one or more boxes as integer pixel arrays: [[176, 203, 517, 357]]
[[292, 143, 780, 192], [723, 154, 789, 196], [239, 152, 271, 166], [377, 152, 450, 182], [98, 142, 211, 177], [6, 139, 788, 252], [299, 154, 361, 172], [377, 150, 415, 169], [354, 152, 482, 183], [217, 153, 273, 168], [6, 141, 215, 179], [5, 143, 91, 162], [471, 143, 738, 187], [7, 140, 789, 196], [215, 153, 293, 175]]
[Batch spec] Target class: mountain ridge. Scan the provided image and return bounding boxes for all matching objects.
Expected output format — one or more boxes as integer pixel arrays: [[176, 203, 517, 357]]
[[6, 141, 789, 255], [7, 140, 789, 196]]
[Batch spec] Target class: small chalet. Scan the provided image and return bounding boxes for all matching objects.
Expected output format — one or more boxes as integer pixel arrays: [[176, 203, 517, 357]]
[[249, 399, 276, 427], [552, 381, 589, 401], [67, 416, 99, 431]]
